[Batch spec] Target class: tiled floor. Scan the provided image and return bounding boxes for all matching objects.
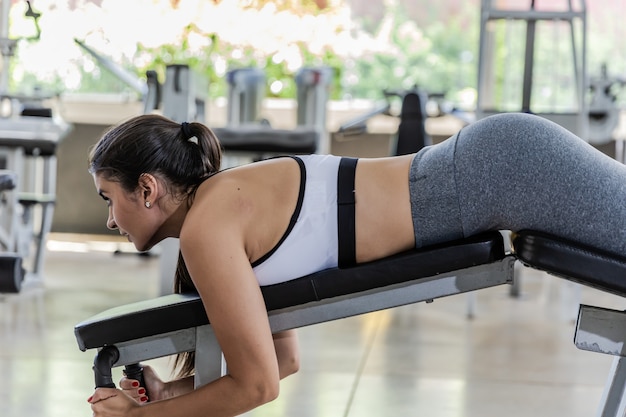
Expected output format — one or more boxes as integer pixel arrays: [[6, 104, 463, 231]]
[[1, 235, 624, 417]]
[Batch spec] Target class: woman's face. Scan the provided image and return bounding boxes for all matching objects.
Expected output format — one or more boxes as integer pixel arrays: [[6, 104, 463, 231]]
[[93, 174, 157, 252]]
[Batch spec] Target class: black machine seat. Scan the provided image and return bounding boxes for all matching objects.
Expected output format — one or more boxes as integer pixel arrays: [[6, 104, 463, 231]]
[[0, 115, 69, 156], [18, 192, 56, 207], [212, 125, 317, 154], [513, 230, 626, 297], [75, 231, 506, 351]]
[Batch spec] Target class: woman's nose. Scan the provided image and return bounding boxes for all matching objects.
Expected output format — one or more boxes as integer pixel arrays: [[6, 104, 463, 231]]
[[106, 210, 117, 230]]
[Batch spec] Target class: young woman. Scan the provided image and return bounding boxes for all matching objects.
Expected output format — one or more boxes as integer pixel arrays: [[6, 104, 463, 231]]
[[87, 112, 626, 416]]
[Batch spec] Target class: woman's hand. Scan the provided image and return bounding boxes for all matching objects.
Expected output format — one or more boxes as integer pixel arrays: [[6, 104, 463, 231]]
[[119, 365, 165, 403], [88, 387, 141, 417]]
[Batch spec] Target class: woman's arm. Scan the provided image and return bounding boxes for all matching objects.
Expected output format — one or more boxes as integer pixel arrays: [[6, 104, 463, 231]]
[[90, 178, 294, 416], [120, 330, 299, 404], [159, 227, 280, 416], [91, 237, 280, 417], [116, 331, 299, 407], [119, 368, 195, 403], [273, 330, 300, 379]]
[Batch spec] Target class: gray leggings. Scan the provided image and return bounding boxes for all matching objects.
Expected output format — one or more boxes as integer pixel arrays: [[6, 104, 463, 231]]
[[409, 112, 626, 256]]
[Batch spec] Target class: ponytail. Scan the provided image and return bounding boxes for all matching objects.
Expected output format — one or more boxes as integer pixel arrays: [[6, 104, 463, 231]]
[[88, 114, 222, 199], [172, 251, 197, 378]]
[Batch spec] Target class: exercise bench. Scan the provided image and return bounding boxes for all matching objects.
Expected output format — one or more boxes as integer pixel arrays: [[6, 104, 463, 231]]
[[75, 230, 626, 416]]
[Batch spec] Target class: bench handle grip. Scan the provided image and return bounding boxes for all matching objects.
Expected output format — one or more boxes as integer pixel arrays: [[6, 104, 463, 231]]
[[93, 346, 119, 388], [124, 363, 149, 400]]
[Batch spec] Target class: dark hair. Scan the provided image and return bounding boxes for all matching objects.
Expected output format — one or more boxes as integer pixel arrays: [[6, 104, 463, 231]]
[[89, 113, 221, 378], [172, 251, 197, 378], [89, 114, 222, 195]]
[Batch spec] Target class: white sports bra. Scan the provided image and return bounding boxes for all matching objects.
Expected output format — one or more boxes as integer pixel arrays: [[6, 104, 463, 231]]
[[251, 154, 341, 286]]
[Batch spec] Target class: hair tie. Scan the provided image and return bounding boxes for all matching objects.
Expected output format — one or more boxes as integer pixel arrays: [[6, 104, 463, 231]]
[[181, 122, 193, 139], [181, 122, 198, 145]]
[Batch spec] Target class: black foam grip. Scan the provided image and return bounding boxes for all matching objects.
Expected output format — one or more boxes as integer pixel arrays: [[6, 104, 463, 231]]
[[93, 346, 119, 388], [124, 363, 149, 401]]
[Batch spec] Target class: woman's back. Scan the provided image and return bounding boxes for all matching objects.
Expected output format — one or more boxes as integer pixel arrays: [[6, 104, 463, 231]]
[[188, 154, 416, 284]]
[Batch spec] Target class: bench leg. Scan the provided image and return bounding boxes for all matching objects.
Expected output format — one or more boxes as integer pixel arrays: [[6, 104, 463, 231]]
[[598, 356, 626, 417], [194, 325, 227, 388], [32, 201, 54, 275], [575, 305, 626, 417]]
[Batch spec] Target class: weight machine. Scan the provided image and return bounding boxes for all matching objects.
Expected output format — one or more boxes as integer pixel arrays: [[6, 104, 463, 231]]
[[0, 1, 71, 291], [476, 0, 588, 139]]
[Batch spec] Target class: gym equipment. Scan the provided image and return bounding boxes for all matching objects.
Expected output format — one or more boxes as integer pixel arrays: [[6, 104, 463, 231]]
[[476, 0, 588, 139], [0, 1, 71, 283], [161, 64, 207, 124], [214, 66, 331, 158], [0, 166, 17, 253], [394, 88, 431, 155], [295, 67, 333, 154], [0, 252, 24, 293], [76, 229, 626, 415], [225, 67, 266, 126], [146, 65, 329, 159], [337, 87, 435, 156], [0, 169, 23, 293], [587, 64, 626, 147], [79, 232, 512, 386], [0, 112, 71, 279], [75, 38, 148, 99]]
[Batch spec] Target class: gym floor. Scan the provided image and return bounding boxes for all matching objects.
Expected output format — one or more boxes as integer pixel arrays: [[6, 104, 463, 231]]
[[1, 234, 623, 417]]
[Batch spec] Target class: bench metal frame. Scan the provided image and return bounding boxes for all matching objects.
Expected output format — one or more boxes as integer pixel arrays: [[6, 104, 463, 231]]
[[576, 305, 626, 417]]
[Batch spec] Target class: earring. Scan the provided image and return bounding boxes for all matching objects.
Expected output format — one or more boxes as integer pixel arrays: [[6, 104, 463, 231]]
[[145, 201, 151, 208]]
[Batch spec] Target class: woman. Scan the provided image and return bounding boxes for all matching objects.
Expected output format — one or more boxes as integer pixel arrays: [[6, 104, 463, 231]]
[[87, 112, 626, 416]]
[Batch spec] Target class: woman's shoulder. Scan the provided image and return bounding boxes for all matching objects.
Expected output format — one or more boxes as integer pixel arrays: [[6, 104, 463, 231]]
[[178, 177, 247, 253], [180, 156, 304, 258], [185, 156, 303, 223]]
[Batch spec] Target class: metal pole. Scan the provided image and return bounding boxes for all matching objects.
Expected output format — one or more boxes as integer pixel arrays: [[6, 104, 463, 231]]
[[521, 0, 536, 113], [0, 0, 12, 94]]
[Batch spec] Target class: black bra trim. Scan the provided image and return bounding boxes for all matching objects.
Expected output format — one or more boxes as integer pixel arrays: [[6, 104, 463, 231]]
[[251, 156, 306, 267]]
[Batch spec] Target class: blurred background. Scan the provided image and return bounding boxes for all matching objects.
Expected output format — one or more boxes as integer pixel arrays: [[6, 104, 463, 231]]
[[1, 0, 624, 235], [7, 0, 626, 106], [3, 1, 626, 416]]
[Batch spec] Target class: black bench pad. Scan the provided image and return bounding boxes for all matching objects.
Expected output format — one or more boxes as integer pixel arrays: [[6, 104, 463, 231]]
[[212, 126, 317, 154], [513, 230, 626, 297], [75, 232, 506, 351]]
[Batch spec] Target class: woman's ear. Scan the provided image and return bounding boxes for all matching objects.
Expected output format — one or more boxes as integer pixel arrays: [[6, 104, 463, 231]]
[[138, 173, 160, 204]]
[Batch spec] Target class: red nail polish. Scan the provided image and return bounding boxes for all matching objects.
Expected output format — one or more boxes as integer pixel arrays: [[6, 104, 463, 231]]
[[138, 388, 146, 395], [87, 396, 93, 403], [132, 381, 139, 388], [140, 396, 148, 403]]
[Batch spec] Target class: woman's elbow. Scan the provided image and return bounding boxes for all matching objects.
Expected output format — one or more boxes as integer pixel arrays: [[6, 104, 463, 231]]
[[250, 377, 280, 406], [274, 330, 300, 379], [279, 351, 300, 379]]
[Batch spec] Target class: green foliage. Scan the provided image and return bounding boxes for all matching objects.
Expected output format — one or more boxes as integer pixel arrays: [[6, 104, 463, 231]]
[[240, 0, 327, 14], [6, 1, 478, 104], [346, 2, 478, 101], [134, 21, 344, 100]]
